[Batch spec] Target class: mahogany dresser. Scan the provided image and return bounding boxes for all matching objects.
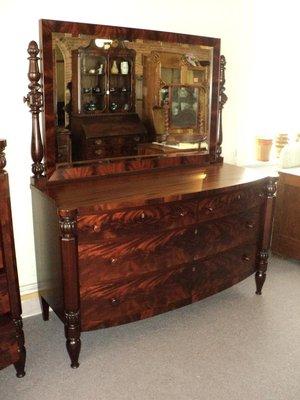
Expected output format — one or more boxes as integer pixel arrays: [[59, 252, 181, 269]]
[[272, 168, 300, 260], [0, 139, 26, 377], [25, 19, 276, 369]]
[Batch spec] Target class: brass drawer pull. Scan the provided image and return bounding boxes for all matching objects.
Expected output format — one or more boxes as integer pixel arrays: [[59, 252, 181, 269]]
[[205, 206, 214, 212], [242, 255, 250, 262], [140, 211, 145, 220], [93, 225, 101, 232], [110, 298, 120, 306], [246, 222, 254, 229], [178, 210, 187, 217], [94, 139, 102, 145], [110, 258, 118, 265], [95, 149, 103, 156], [192, 266, 196, 273], [194, 228, 198, 235], [134, 135, 140, 142], [236, 194, 242, 201]]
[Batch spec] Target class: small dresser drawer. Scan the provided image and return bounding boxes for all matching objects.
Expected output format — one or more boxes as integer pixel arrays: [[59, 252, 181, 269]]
[[77, 199, 199, 242], [0, 272, 10, 315], [198, 184, 265, 221], [78, 207, 261, 287], [192, 242, 257, 301], [80, 242, 258, 331]]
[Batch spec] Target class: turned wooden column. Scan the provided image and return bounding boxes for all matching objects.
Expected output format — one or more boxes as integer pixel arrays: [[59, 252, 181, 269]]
[[59, 209, 81, 368], [255, 177, 277, 294], [24, 41, 45, 180], [216, 55, 228, 160]]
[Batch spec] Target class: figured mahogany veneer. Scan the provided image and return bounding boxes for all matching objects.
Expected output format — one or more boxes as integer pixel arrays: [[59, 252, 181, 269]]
[[0, 139, 26, 377], [31, 163, 276, 368], [27, 20, 275, 370]]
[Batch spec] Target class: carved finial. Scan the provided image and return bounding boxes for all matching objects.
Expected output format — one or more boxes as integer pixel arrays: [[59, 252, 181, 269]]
[[24, 40, 45, 179], [0, 139, 7, 172], [216, 55, 228, 159], [59, 210, 78, 238], [266, 177, 277, 198]]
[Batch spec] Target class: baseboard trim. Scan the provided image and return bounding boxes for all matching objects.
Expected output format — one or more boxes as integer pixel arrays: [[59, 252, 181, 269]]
[[20, 283, 42, 318]]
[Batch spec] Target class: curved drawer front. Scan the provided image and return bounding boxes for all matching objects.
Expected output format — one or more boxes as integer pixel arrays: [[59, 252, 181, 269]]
[[79, 208, 261, 287], [198, 184, 264, 221], [0, 273, 10, 315], [80, 242, 257, 331], [77, 183, 264, 243], [77, 200, 198, 242]]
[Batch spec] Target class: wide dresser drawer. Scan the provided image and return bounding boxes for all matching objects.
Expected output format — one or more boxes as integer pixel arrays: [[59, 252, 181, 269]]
[[77, 183, 265, 243], [80, 242, 257, 330], [0, 272, 10, 315], [78, 207, 262, 285]]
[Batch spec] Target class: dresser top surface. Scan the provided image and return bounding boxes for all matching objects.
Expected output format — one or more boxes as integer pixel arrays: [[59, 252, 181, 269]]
[[46, 163, 269, 209]]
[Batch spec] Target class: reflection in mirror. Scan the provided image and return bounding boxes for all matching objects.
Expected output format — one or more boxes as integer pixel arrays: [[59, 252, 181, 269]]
[[52, 32, 213, 163]]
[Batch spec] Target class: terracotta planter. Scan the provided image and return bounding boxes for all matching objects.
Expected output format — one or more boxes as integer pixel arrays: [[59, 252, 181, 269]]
[[256, 138, 273, 162]]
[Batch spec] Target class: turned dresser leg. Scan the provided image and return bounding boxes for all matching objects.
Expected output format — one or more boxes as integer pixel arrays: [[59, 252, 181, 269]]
[[65, 311, 81, 368], [59, 209, 81, 369], [13, 318, 26, 378], [256, 178, 277, 295], [40, 296, 50, 321]]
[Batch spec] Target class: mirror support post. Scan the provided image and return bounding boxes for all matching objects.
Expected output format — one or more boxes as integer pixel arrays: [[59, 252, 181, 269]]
[[24, 41, 45, 180], [217, 55, 228, 159]]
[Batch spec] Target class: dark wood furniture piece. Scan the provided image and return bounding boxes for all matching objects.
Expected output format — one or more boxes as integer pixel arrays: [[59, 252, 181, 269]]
[[272, 168, 300, 260], [70, 39, 147, 160], [25, 20, 276, 369], [0, 139, 26, 377]]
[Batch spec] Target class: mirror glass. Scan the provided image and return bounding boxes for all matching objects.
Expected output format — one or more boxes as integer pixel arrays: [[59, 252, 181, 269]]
[[51, 30, 214, 164]]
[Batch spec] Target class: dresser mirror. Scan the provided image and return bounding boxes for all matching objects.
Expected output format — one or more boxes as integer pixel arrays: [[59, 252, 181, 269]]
[[39, 20, 221, 177]]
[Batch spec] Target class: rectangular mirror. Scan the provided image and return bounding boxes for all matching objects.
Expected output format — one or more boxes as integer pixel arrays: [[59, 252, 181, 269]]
[[40, 20, 221, 175]]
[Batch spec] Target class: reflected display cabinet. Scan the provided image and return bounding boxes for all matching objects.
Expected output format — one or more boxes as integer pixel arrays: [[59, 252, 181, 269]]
[[0, 140, 26, 378], [25, 19, 276, 369], [71, 39, 147, 161]]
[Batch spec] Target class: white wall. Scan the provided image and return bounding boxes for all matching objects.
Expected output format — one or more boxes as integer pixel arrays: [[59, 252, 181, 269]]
[[2, 0, 297, 293]]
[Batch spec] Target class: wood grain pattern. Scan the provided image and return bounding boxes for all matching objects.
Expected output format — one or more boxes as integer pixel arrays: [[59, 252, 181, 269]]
[[0, 316, 19, 371], [40, 19, 220, 178], [80, 243, 257, 331], [78, 208, 261, 287], [48, 164, 267, 210], [77, 183, 264, 242], [0, 272, 10, 314], [272, 169, 300, 260], [0, 139, 25, 377]]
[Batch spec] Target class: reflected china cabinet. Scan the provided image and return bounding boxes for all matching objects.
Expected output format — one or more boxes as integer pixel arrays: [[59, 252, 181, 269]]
[[25, 19, 276, 369], [71, 39, 147, 161]]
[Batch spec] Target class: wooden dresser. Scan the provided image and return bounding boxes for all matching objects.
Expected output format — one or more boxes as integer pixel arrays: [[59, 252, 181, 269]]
[[25, 20, 276, 369], [0, 139, 26, 377], [31, 164, 276, 368], [272, 168, 300, 259]]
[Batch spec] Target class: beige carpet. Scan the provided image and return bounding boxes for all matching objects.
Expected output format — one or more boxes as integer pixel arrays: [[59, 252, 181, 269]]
[[1, 255, 300, 400]]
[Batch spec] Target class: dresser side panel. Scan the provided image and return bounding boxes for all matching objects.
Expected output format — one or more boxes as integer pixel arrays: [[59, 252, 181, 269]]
[[31, 186, 64, 320]]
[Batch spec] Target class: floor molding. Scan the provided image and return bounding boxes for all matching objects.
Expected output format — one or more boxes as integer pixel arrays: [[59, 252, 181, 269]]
[[20, 283, 42, 318]]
